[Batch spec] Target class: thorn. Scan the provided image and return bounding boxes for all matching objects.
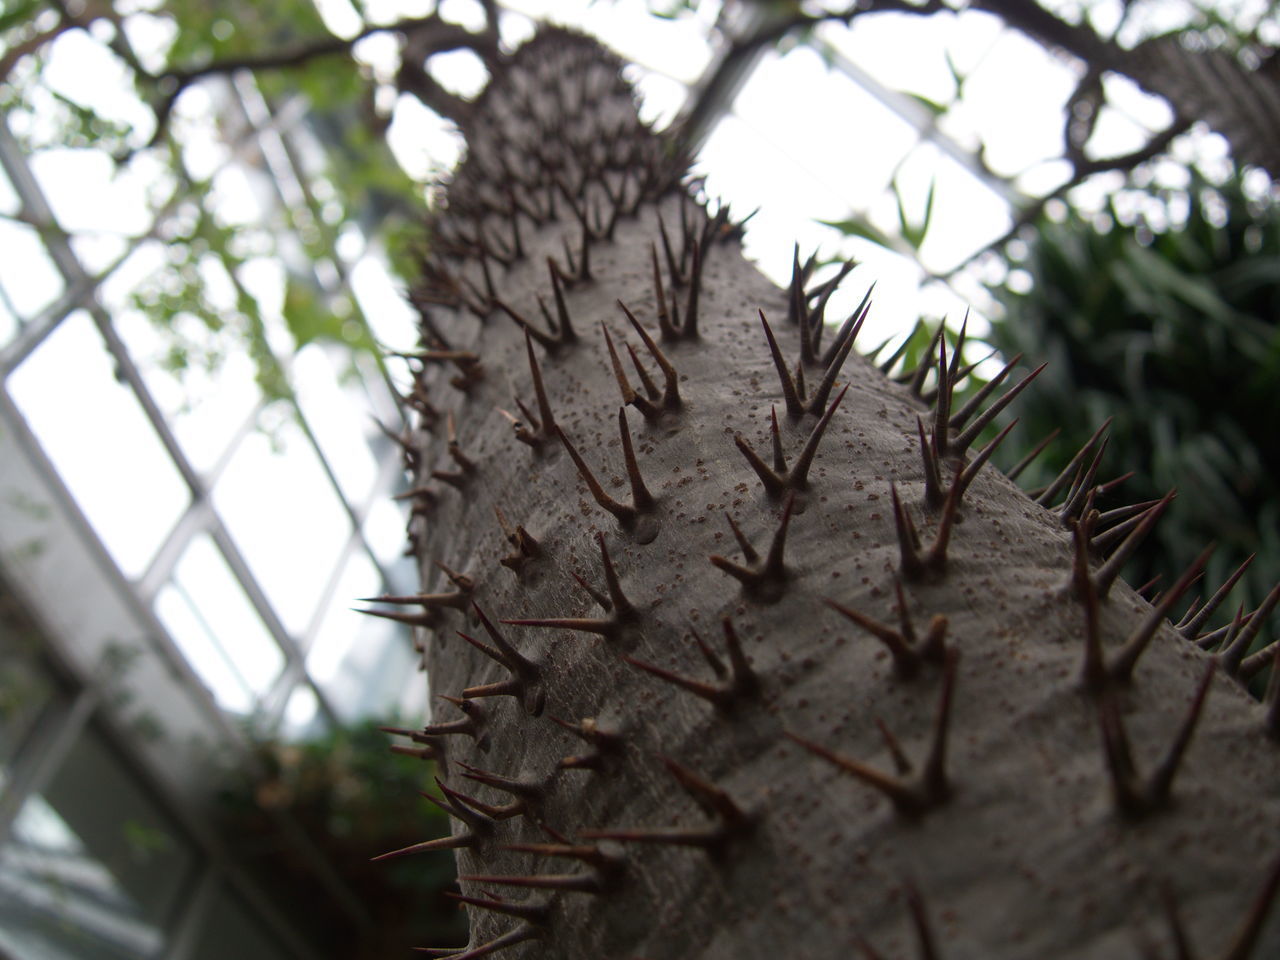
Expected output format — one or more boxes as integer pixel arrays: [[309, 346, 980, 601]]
[[1097, 660, 1216, 817], [593, 531, 636, 620], [502, 839, 624, 875], [1212, 849, 1280, 960], [724, 512, 759, 564], [601, 322, 658, 419], [901, 323, 944, 397], [948, 361, 1046, 457], [1240, 637, 1280, 682], [522, 328, 557, 444], [1109, 545, 1213, 683], [1006, 426, 1061, 483], [570, 569, 611, 612], [954, 419, 1017, 505], [1219, 580, 1280, 680], [874, 321, 921, 375], [459, 872, 601, 893], [359, 589, 468, 612], [657, 215, 683, 290], [769, 406, 786, 473], [734, 386, 848, 497], [495, 298, 557, 351], [917, 417, 945, 512], [1093, 490, 1176, 598], [787, 649, 958, 817], [545, 257, 576, 343], [904, 882, 943, 960], [581, 757, 751, 855], [710, 493, 795, 601], [734, 431, 786, 497], [1057, 434, 1110, 524], [457, 760, 546, 799], [430, 778, 495, 830], [821, 284, 874, 369], [625, 341, 661, 401], [1072, 510, 1106, 691], [555, 425, 638, 527], [759, 310, 804, 419], [355, 606, 438, 628], [931, 325, 957, 456], [617, 407, 656, 510], [371, 828, 476, 862], [618, 300, 680, 410], [414, 922, 539, 958], [825, 594, 947, 680], [494, 506, 540, 573], [547, 716, 625, 771], [1035, 419, 1113, 506], [807, 299, 866, 416], [1178, 553, 1256, 637], [787, 384, 850, 489], [890, 483, 925, 581], [949, 351, 1020, 432], [1090, 497, 1169, 554], [418, 697, 484, 740], [443, 892, 548, 925], [681, 239, 701, 338], [890, 478, 961, 582], [625, 617, 757, 708], [650, 242, 678, 339], [458, 605, 543, 715]]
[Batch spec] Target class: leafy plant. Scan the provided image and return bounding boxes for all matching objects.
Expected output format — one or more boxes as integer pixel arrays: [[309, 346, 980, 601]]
[[215, 718, 465, 958], [987, 170, 1280, 636]]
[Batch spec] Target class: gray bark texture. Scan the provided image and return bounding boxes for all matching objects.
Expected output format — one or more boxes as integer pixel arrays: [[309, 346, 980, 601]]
[[381, 26, 1280, 960]]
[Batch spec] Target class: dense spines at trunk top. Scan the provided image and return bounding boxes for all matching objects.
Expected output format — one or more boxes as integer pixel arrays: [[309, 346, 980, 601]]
[[376, 25, 1280, 960]]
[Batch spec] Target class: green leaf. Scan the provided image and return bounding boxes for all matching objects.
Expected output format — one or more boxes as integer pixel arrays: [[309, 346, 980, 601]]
[[818, 215, 895, 252], [905, 91, 948, 118]]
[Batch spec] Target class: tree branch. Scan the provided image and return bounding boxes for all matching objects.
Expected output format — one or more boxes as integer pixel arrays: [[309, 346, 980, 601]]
[[144, 14, 496, 151], [941, 118, 1194, 281]]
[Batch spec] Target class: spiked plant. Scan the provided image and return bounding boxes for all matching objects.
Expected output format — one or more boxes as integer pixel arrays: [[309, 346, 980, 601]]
[[366, 27, 1280, 960]]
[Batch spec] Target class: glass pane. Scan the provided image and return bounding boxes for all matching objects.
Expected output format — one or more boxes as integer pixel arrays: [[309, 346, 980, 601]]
[[0, 218, 65, 320], [213, 410, 350, 636], [104, 241, 263, 476], [363, 496, 409, 567], [282, 684, 321, 741], [176, 536, 283, 698], [155, 583, 253, 716], [291, 344, 377, 504], [306, 552, 408, 721], [29, 148, 155, 246], [7, 310, 191, 578], [190, 886, 289, 960], [349, 253, 418, 352], [0, 723, 196, 959]]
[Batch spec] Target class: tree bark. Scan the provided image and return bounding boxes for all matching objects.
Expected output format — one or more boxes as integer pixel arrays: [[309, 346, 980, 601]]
[[380, 26, 1280, 960]]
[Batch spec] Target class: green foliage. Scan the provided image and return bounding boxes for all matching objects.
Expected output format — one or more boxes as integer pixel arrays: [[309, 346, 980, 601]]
[[3, 0, 418, 411], [987, 171, 1280, 640], [216, 718, 465, 957]]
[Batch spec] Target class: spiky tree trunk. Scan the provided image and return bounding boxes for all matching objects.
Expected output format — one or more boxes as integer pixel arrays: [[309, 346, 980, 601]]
[[374, 27, 1280, 960]]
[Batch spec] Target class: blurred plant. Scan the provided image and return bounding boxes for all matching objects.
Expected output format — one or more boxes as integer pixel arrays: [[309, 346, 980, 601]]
[[986, 169, 1280, 645], [215, 718, 466, 958], [0, 0, 471, 403]]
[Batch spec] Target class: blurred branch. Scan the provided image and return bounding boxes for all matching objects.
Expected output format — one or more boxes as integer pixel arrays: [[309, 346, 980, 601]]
[[0, 6, 84, 81], [143, 13, 499, 152], [942, 118, 1193, 281]]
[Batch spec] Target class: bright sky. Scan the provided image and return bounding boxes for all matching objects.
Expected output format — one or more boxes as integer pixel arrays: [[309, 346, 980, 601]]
[[0, 0, 1216, 730]]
